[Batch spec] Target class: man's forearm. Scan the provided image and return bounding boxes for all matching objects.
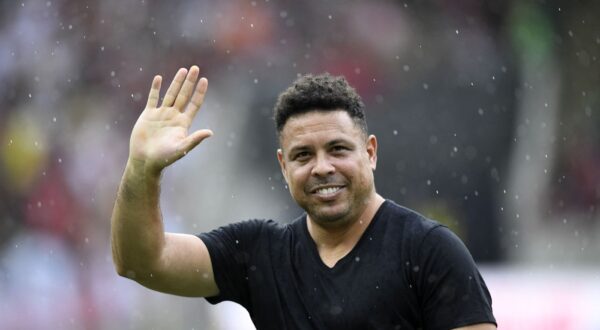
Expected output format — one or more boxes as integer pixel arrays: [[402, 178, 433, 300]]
[[111, 159, 165, 280]]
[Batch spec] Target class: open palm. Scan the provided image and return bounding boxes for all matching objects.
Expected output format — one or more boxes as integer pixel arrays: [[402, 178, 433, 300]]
[[129, 66, 213, 173]]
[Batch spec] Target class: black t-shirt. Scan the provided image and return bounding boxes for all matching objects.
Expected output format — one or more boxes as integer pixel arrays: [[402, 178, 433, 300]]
[[198, 200, 496, 329]]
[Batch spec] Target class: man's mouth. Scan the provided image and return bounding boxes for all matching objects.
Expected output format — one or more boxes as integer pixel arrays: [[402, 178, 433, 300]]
[[312, 186, 344, 196]]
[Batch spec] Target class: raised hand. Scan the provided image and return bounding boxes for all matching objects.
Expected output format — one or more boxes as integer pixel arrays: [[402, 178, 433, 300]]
[[128, 66, 213, 174]]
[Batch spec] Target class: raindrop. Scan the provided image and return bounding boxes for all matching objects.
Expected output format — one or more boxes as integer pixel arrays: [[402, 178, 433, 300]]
[[393, 130, 398, 135]]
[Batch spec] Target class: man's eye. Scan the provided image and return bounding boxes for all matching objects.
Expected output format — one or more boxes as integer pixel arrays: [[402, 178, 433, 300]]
[[294, 152, 310, 160], [332, 146, 348, 152]]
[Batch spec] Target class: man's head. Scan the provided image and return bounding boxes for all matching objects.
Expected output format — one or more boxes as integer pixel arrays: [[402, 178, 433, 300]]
[[274, 73, 368, 141], [274, 74, 379, 227]]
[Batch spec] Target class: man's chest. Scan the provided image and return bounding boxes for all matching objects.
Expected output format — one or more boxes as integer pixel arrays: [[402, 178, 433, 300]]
[[248, 245, 422, 329], [304, 258, 419, 328]]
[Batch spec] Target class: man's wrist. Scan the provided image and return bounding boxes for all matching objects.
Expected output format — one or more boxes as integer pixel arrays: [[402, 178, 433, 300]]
[[125, 157, 163, 181]]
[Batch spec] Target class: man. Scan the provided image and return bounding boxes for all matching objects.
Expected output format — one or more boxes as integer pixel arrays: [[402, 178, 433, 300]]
[[111, 65, 497, 329]]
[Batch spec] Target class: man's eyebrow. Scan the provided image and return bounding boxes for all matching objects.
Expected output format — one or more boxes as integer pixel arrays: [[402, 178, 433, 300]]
[[287, 145, 311, 155], [325, 138, 353, 147]]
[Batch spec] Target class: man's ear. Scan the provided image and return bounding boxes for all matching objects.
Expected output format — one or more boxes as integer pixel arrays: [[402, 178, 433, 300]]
[[366, 135, 378, 170], [277, 148, 288, 181]]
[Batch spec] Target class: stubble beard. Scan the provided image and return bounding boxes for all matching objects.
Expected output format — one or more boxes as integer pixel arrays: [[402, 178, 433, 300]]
[[303, 187, 373, 229]]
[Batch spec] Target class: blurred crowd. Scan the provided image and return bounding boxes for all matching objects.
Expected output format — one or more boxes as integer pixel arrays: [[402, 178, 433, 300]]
[[0, 0, 598, 328]]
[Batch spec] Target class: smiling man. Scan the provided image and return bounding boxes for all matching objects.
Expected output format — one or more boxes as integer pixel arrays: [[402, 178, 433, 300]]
[[111, 66, 497, 329]]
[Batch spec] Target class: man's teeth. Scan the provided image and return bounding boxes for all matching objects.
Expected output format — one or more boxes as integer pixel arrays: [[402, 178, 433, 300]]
[[316, 187, 340, 195]]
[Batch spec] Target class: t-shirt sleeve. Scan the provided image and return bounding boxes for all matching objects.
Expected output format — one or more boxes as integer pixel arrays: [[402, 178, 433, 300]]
[[197, 220, 264, 307], [415, 225, 496, 329]]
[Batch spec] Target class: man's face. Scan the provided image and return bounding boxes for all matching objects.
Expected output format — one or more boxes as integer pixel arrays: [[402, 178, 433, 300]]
[[277, 110, 378, 227]]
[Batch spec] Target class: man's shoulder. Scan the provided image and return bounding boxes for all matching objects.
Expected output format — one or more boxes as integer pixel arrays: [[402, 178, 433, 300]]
[[198, 218, 293, 242], [218, 218, 293, 234], [379, 199, 442, 234]]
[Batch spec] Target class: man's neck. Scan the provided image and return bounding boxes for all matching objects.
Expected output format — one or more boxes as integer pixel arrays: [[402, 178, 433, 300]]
[[307, 194, 385, 267]]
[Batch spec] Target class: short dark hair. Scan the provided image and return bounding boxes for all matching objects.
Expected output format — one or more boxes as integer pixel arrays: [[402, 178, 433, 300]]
[[273, 73, 367, 137]]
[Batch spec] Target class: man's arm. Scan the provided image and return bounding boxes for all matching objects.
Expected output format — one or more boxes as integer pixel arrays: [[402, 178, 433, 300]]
[[111, 66, 218, 297]]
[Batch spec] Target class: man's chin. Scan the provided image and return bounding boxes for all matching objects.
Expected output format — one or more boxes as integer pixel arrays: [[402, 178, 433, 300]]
[[308, 206, 350, 226]]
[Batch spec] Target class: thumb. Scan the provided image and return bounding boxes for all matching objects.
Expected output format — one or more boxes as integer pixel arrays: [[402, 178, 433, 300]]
[[180, 129, 213, 156]]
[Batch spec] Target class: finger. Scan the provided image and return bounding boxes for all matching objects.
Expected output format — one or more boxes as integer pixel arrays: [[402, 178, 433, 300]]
[[173, 66, 200, 111], [179, 129, 214, 156], [161, 68, 188, 108], [146, 75, 162, 109], [185, 77, 208, 119]]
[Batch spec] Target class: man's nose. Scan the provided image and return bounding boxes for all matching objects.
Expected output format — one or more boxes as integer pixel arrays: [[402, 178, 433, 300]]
[[311, 153, 335, 176]]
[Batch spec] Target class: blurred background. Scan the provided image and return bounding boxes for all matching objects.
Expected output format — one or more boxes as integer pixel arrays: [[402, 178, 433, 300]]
[[0, 0, 599, 329]]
